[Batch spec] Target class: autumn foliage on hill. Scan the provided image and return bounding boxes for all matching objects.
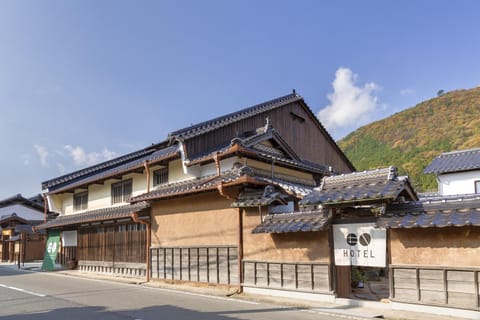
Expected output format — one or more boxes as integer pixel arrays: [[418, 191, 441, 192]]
[[338, 87, 480, 192]]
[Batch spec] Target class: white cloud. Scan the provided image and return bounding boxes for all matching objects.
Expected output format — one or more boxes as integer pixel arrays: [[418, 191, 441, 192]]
[[63, 145, 118, 166], [34, 144, 49, 167], [317, 67, 379, 138], [400, 88, 414, 95]]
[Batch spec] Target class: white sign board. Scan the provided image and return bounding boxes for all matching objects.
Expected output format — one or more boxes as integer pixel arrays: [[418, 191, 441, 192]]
[[333, 223, 386, 267], [62, 230, 77, 247]]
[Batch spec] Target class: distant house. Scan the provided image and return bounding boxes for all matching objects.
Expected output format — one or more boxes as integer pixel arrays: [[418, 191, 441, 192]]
[[0, 194, 46, 262], [423, 147, 480, 196]]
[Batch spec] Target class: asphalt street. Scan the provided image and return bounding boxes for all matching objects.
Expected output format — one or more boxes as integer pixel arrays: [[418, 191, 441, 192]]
[[0, 266, 366, 320]]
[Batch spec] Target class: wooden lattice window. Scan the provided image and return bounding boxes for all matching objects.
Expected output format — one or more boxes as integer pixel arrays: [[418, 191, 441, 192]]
[[111, 180, 132, 204], [73, 192, 88, 211], [153, 168, 168, 186]]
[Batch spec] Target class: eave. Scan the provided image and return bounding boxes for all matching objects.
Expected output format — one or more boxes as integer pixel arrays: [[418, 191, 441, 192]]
[[47, 152, 180, 195]]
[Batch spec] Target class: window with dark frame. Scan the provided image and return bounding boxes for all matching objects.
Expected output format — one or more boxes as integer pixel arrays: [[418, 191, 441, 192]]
[[73, 192, 88, 211], [111, 180, 132, 204], [475, 180, 480, 194], [153, 168, 168, 186]]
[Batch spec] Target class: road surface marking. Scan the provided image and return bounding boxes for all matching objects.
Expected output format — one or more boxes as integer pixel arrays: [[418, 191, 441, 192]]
[[0, 283, 46, 297], [143, 286, 260, 305]]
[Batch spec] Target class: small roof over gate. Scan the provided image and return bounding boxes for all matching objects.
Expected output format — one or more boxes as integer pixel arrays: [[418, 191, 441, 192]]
[[252, 211, 330, 234], [231, 186, 293, 208], [300, 167, 418, 207]]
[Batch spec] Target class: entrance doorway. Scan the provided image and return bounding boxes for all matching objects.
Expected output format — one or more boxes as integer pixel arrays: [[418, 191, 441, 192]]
[[336, 265, 389, 300]]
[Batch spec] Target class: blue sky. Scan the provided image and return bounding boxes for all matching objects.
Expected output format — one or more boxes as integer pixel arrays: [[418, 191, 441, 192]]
[[1, 1, 479, 197]]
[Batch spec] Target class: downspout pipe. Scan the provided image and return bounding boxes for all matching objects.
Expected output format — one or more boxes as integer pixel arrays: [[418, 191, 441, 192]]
[[236, 208, 244, 294], [144, 161, 151, 193], [42, 193, 48, 223], [177, 139, 189, 175], [131, 212, 151, 282]]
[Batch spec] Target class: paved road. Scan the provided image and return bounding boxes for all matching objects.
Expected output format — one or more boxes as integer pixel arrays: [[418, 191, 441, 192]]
[[0, 266, 363, 320]]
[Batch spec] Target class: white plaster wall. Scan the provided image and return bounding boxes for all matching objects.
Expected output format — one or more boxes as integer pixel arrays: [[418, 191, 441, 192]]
[[169, 159, 195, 181], [49, 194, 64, 214], [55, 155, 284, 216], [0, 204, 44, 220], [198, 157, 241, 177], [63, 173, 149, 215], [438, 171, 480, 195], [63, 194, 74, 214]]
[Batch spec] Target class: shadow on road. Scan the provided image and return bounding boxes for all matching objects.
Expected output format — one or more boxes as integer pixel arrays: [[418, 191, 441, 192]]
[[0, 304, 300, 320]]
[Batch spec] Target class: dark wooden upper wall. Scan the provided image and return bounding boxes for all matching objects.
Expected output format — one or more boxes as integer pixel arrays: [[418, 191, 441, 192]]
[[183, 101, 354, 174]]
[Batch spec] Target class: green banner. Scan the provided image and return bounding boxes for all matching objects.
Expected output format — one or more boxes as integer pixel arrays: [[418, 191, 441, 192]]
[[42, 230, 61, 271]]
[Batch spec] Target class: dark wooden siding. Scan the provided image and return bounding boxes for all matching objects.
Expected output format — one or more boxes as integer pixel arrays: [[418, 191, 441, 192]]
[[184, 101, 353, 173], [77, 223, 146, 263]]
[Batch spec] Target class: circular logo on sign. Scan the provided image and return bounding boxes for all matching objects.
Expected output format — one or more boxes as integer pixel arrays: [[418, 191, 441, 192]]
[[359, 233, 371, 246], [346, 233, 357, 246], [47, 242, 57, 254]]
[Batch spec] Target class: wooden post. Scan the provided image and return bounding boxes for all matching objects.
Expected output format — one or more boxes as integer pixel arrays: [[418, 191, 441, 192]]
[[474, 270, 479, 308], [390, 267, 395, 299], [416, 268, 420, 302], [237, 208, 243, 292], [22, 231, 26, 266]]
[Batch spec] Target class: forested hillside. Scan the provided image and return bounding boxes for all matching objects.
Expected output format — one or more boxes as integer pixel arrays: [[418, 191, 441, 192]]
[[338, 87, 480, 192]]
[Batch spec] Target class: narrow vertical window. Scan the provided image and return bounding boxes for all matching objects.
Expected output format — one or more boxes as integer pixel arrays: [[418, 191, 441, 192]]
[[475, 180, 480, 194], [111, 180, 132, 204], [73, 192, 88, 211]]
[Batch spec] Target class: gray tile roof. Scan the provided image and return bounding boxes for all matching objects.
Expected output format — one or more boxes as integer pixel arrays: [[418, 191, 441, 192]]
[[131, 171, 242, 202], [0, 193, 44, 211], [252, 211, 330, 234], [131, 165, 314, 202], [230, 186, 293, 208], [168, 93, 302, 141], [423, 147, 480, 174], [300, 167, 418, 206], [45, 145, 179, 193], [0, 214, 28, 225], [34, 202, 150, 230], [42, 92, 352, 194], [168, 91, 354, 171], [41, 146, 163, 191], [377, 197, 480, 228]]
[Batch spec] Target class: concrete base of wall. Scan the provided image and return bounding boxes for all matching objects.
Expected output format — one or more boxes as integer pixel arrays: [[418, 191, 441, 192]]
[[391, 301, 480, 320], [77, 261, 146, 279], [243, 286, 336, 303], [243, 286, 479, 320]]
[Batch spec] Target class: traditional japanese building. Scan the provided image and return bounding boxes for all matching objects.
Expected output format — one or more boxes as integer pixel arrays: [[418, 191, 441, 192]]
[[35, 92, 354, 283], [33, 93, 480, 316], [0, 194, 46, 263]]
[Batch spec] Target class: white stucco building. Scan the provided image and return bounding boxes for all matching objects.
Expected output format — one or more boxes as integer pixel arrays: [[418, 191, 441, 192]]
[[423, 147, 480, 196]]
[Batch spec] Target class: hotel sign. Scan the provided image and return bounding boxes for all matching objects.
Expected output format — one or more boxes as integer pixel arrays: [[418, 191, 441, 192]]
[[333, 223, 386, 267]]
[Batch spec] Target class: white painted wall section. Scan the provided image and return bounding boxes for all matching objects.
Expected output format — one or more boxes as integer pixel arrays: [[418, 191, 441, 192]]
[[437, 171, 480, 195]]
